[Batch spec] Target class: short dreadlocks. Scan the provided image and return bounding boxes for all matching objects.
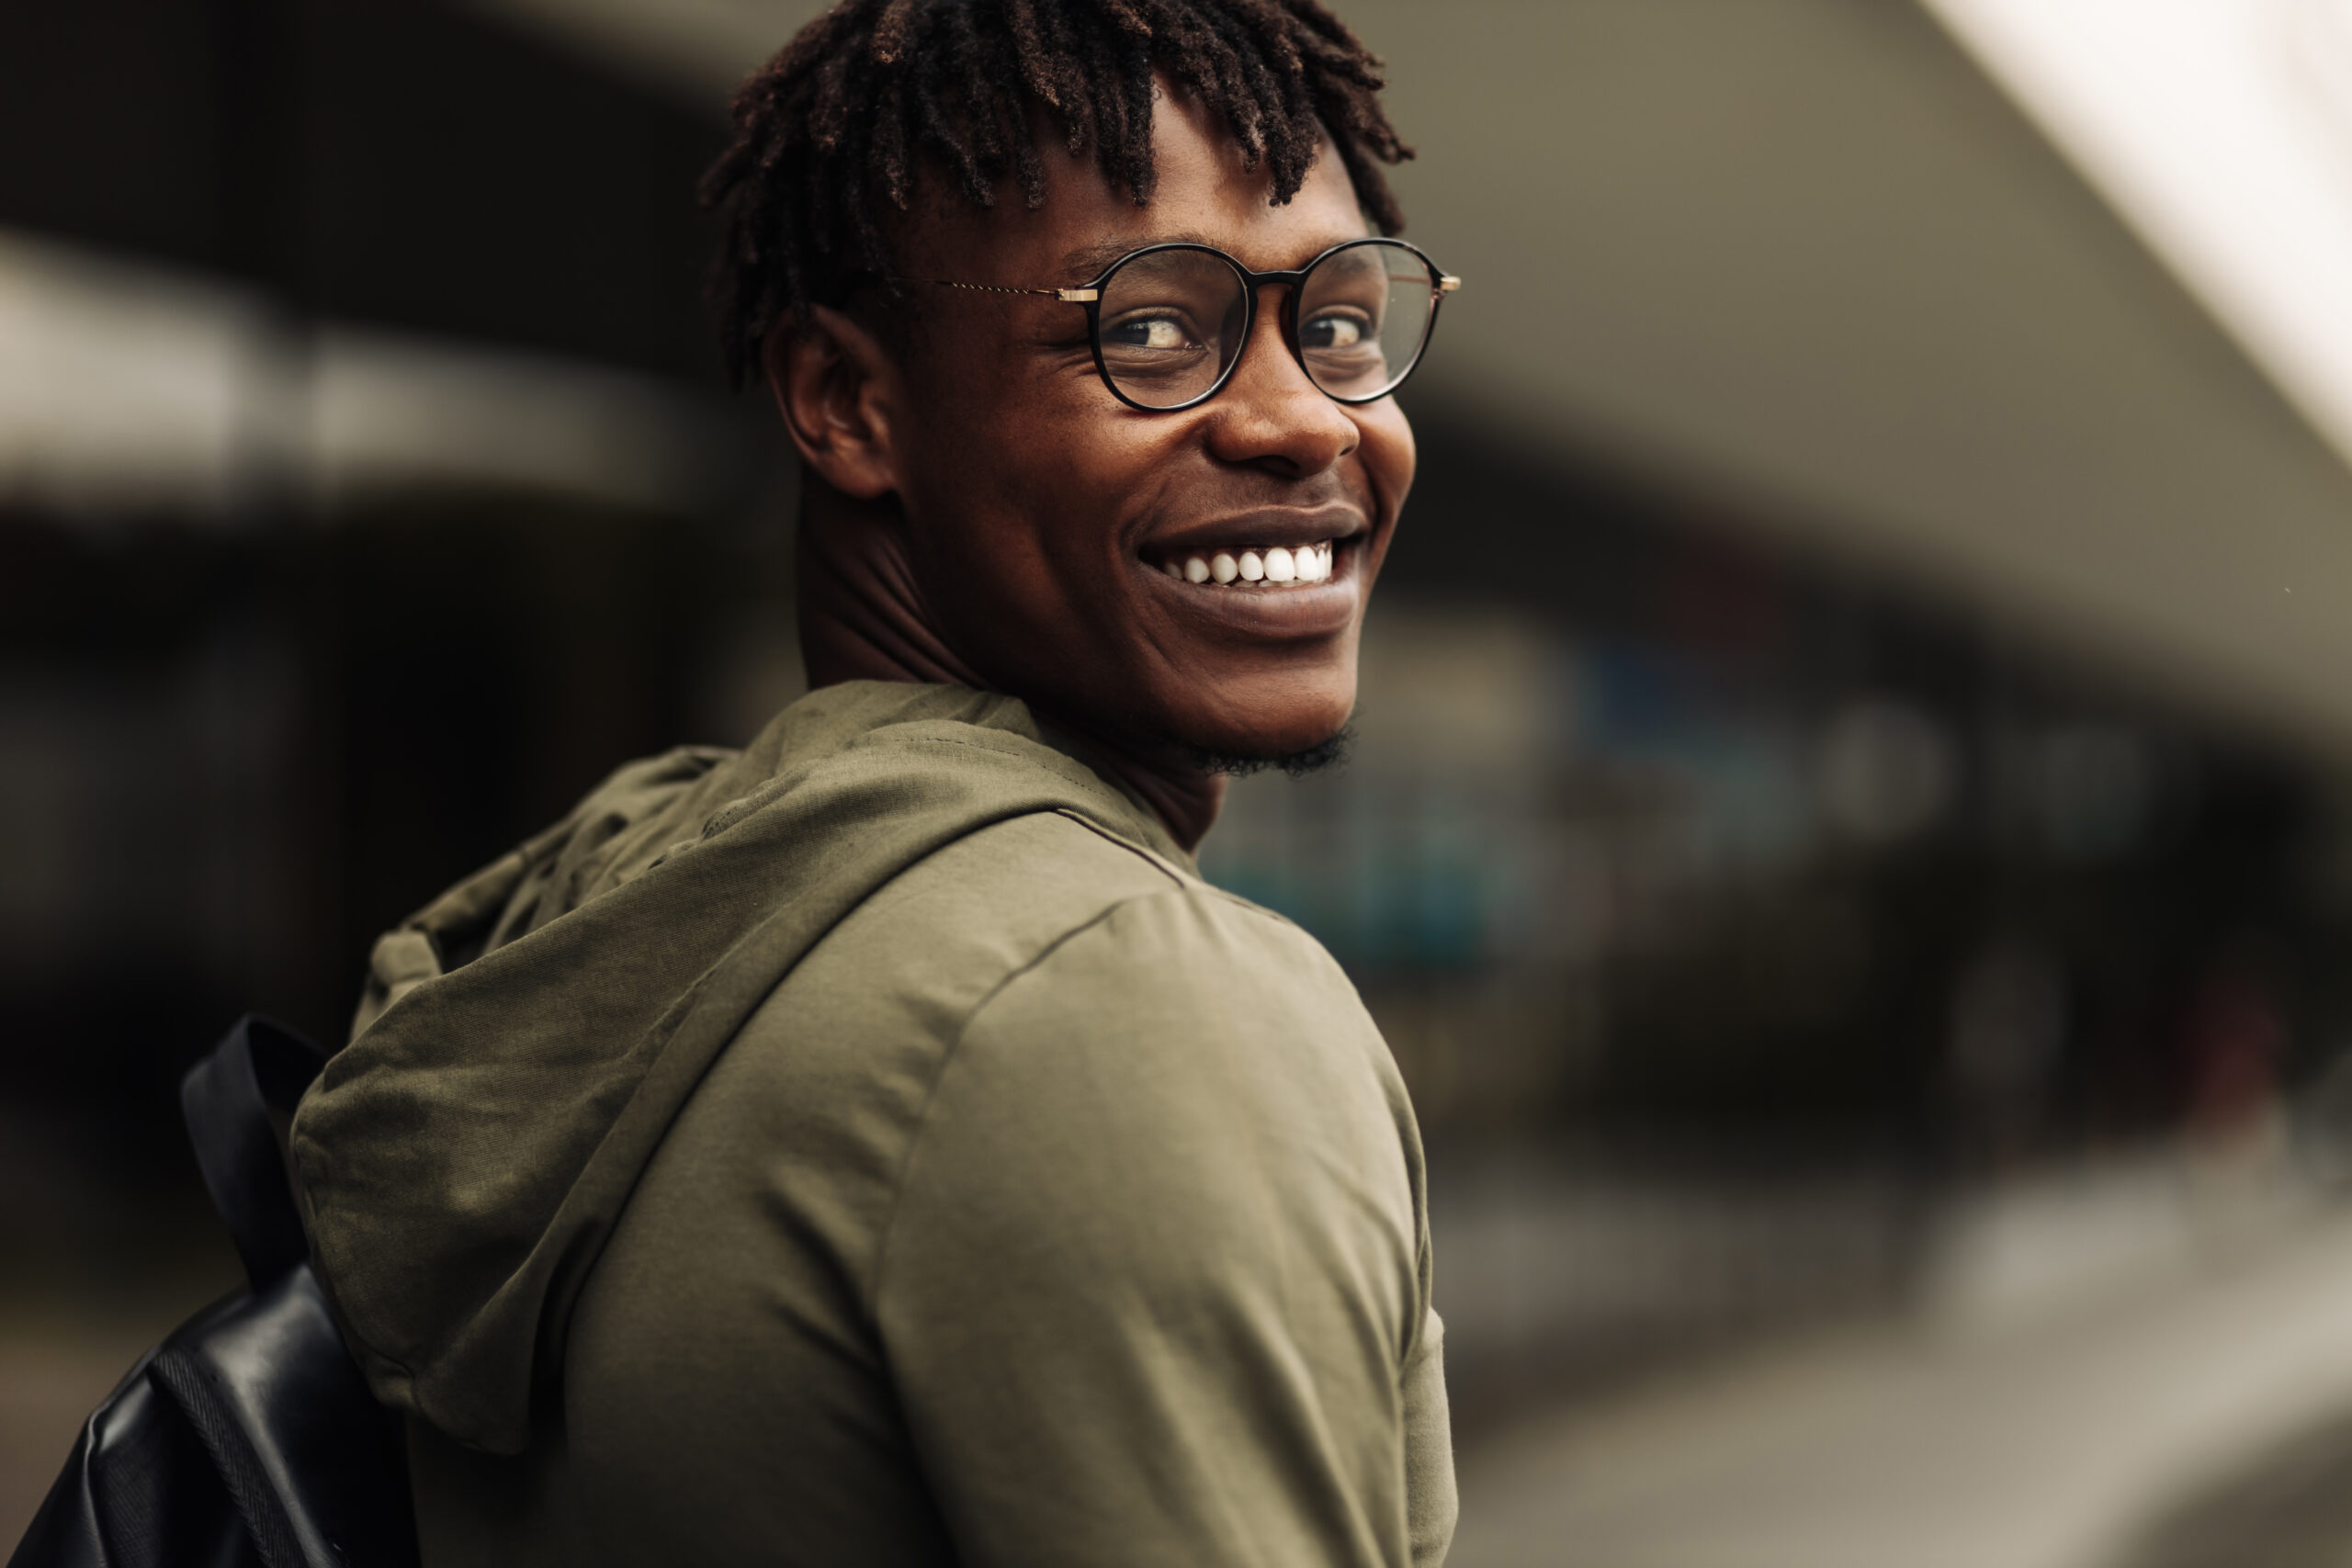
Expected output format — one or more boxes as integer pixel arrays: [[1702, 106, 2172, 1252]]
[[700, 0, 1413, 389]]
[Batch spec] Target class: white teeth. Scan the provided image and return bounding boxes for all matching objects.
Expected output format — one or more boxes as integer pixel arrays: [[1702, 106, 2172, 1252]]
[[1167, 541, 1338, 587]]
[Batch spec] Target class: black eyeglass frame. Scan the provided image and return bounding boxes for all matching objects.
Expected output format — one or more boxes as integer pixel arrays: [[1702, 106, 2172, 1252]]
[[891, 236, 1463, 414]]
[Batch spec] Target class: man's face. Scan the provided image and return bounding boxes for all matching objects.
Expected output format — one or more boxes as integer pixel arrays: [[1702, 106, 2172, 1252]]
[[870, 91, 1415, 762]]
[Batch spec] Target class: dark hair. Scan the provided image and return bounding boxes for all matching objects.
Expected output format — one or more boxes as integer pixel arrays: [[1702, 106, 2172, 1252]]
[[699, 0, 1413, 388]]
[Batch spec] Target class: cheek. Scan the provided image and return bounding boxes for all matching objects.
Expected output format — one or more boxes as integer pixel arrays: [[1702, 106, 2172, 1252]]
[[888, 331, 1080, 522], [900, 397, 1172, 578], [1353, 402, 1417, 525], [889, 393, 1184, 682], [890, 393, 1050, 571]]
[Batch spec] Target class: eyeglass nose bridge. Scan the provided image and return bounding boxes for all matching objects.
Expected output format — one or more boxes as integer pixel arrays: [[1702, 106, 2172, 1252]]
[[1237, 264, 1317, 395], [1193, 257, 1328, 407]]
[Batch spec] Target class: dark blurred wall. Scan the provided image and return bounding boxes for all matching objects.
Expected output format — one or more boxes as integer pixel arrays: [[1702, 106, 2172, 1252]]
[[0, 498, 792, 1181], [0, 0, 772, 1191], [0, 0, 727, 381]]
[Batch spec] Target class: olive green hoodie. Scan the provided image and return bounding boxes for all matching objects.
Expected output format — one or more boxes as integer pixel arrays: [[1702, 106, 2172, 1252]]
[[292, 681, 1453, 1567]]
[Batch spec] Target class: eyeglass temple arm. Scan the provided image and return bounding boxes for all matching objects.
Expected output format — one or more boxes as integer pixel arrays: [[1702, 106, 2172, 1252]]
[[901, 271, 1459, 298], [894, 276, 1102, 303]]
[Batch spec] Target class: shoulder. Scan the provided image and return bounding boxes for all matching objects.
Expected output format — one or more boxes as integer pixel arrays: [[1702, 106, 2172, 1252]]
[[678, 804, 1422, 1338], [720, 797, 1408, 1157], [786, 801, 1398, 1120], [801, 807, 1195, 1016], [727, 802, 1398, 1156], [737, 801, 1358, 1044], [949, 879, 1401, 1166], [977, 874, 1374, 1063], [879, 872, 1422, 1354], [717, 808, 1191, 1097]]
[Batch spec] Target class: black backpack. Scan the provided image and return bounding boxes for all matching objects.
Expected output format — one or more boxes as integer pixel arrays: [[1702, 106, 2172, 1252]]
[[8, 1016, 418, 1568]]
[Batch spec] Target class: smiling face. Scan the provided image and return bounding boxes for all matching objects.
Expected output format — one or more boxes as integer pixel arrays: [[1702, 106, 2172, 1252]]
[[838, 88, 1417, 764]]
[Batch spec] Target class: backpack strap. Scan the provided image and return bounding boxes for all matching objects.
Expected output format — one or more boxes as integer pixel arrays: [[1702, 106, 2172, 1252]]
[[11, 1016, 413, 1568], [181, 1016, 325, 1291]]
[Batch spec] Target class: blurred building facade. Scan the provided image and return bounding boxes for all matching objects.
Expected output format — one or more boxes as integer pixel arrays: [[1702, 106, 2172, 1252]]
[[1218, 424, 2347, 1164]]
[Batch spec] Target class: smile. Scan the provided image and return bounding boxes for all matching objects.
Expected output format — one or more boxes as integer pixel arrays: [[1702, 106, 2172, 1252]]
[[1156, 542, 1338, 587]]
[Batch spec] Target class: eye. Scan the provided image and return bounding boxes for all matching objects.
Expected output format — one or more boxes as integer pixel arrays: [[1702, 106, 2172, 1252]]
[[1105, 314, 1192, 351], [1300, 311, 1367, 350]]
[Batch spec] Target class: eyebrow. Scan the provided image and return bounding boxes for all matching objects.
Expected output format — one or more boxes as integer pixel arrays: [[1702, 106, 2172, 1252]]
[[1052, 227, 1374, 283]]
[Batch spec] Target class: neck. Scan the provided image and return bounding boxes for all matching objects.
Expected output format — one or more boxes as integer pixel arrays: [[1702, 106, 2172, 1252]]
[[1043, 723, 1228, 853], [795, 478, 1227, 851]]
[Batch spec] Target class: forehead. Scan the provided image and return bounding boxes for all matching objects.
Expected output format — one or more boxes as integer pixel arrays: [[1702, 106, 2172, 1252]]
[[892, 86, 1373, 284]]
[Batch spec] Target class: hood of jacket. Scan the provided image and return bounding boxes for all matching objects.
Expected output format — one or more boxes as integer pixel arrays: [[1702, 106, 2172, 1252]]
[[291, 681, 1183, 1455]]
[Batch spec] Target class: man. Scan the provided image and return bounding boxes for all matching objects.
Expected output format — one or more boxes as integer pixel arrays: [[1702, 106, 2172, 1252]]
[[290, 1, 1459, 1562]]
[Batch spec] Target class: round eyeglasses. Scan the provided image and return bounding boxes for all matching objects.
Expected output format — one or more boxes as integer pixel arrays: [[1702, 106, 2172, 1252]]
[[893, 238, 1461, 413]]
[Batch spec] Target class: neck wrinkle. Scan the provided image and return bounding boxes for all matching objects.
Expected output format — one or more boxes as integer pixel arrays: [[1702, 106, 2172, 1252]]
[[793, 478, 1225, 852], [796, 484, 991, 694]]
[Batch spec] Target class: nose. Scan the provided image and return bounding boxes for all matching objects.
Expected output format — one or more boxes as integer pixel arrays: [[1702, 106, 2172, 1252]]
[[1199, 283, 1361, 478]]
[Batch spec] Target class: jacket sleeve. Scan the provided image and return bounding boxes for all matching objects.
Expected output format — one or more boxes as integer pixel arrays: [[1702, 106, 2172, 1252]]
[[872, 887, 1450, 1568]]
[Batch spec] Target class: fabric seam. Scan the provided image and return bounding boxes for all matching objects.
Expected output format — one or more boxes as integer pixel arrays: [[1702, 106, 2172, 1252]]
[[863, 886, 1198, 1321], [1050, 809, 1191, 889]]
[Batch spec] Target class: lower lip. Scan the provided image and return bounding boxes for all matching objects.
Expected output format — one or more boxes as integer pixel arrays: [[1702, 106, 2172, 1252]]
[[1136, 545, 1362, 638]]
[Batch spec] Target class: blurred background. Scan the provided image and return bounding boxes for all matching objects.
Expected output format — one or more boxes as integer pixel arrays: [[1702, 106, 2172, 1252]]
[[10, 0, 2352, 1562]]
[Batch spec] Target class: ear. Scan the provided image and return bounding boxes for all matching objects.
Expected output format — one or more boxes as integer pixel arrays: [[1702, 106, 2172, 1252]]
[[763, 305, 903, 501]]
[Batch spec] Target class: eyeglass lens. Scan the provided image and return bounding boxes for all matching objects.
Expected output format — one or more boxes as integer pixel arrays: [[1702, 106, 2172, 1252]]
[[1094, 242, 1437, 411]]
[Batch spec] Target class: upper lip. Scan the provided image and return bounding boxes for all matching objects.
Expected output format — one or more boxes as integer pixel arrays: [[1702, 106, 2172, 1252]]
[[1142, 505, 1368, 561]]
